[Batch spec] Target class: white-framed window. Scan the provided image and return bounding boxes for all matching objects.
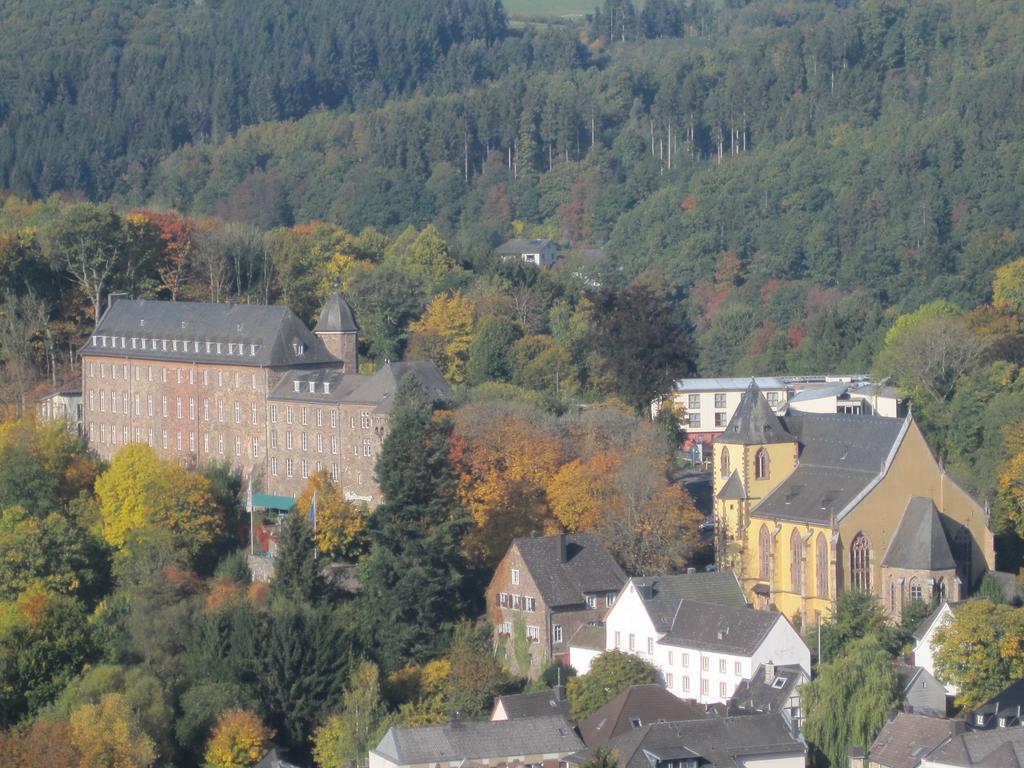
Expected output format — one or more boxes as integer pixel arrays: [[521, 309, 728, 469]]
[[511, 568, 520, 585], [176, 397, 183, 419], [647, 637, 654, 654], [701, 679, 709, 696], [316, 409, 323, 427], [301, 432, 308, 452], [720, 682, 727, 697], [251, 403, 257, 425], [714, 393, 726, 409], [524, 596, 536, 612], [734, 661, 742, 675], [614, 631, 621, 649], [512, 594, 522, 610], [666, 673, 674, 689], [629, 634, 636, 651], [702, 657, 710, 671], [235, 437, 241, 456], [203, 399, 209, 421], [330, 411, 338, 429], [270, 404, 278, 423], [360, 411, 371, 429], [89, 391, 95, 411], [301, 407, 308, 426], [553, 625, 563, 643], [330, 463, 339, 482], [606, 594, 615, 607], [682, 676, 690, 692], [286, 458, 294, 477], [134, 394, 141, 416], [234, 402, 241, 424], [123, 425, 129, 443], [688, 394, 701, 409], [301, 459, 309, 479], [586, 595, 597, 609], [189, 432, 195, 453], [270, 431, 278, 449], [203, 370, 208, 386], [286, 407, 293, 425], [317, 434, 323, 453], [252, 438, 259, 458], [363, 439, 372, 457], [688, 412, 701, 428], [162, 431, 168, 449], [719, 659, 726, 673], [331, 435, 338, 454], [271, 457, 278, 476], [499, 592, 510, 607], [526, 626, 540, 642], [189, 397, 195, 420], [122, 392, 129, 414], [189, 369, 194, 385], [204, 433, 210, 454], [147, 395, 153, 417], [176, 432, 182, 451], [162, 396, 168, 417], [218, 434, 224, 454]]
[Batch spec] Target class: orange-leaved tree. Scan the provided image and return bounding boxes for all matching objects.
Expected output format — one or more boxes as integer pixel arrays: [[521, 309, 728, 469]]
[[203, 709, 274, 768], [295, 469, 368, 559]]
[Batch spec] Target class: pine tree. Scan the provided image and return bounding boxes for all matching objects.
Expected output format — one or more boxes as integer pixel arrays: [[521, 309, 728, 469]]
[[358, 375, 471, 671], [271, 514, 324, 604]]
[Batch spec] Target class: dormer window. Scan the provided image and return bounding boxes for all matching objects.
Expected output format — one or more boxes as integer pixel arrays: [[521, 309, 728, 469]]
[[293, 343, 305, 356], [91, 336, 97, 346], [308, 382, 316, 393], [140, 319, 145, 327], [294, 381, 301, 393], [216, 343, 222, 354], [976, 715, 985, 726], [181, 320, 186, 329], [250, 345, 256, 356], [324, 382, 331, 394]]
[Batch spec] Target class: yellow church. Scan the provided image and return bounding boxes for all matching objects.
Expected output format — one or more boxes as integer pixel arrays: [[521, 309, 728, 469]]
[[713, 383, 995, 626]]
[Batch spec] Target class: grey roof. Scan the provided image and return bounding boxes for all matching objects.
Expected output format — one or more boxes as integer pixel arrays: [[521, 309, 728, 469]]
[[717, 471, 747, 500], [495, 238, 555, 255], [314, 293, 359, 333], [868, 713, 961, 768], [372, 715, 582, 763], [83, 297, 338, 368], [628, 572, 747, 633], [672, 377, 786, 393], [608, 713, 804, 768], [660, 600, 787, 656], [579, 684, 709, 747], [927, 727, 1024, 768], [253, 749, 301, 768], [268, 361, 451, 411], [882, 497, 957, 570], [568, 622, 606, 651], [972, 679, 1024, 725], [718, 382, 797, 446], [788, 383, 850, 403], [912, 601, 953, 642], [494, 688, 570, 721], [729, 664, 807, 715], [749, 412, 909, 524], [513, 534, 627, 609]]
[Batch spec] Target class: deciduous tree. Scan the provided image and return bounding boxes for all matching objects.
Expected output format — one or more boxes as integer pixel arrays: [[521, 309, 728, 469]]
[[295, 470, 367, 560], [203, 709, 273, 768], [566, 650, 658, 721], [69, 692, 157, 768], [312, 661, 389, 768]]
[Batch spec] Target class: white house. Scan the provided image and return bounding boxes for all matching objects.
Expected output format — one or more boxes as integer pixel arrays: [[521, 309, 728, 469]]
[[495, 238, 560, 268], [911, 601, 958, 697], [600, 576, 810, 706], [787, 382, 904, 418]]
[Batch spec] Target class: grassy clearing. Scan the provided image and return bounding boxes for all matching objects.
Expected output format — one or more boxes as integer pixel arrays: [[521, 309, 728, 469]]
[[503, 0, 594, 19]]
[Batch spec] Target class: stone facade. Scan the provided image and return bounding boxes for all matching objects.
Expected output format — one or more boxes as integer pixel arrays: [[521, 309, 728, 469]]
[[80, 295, 450, 509]]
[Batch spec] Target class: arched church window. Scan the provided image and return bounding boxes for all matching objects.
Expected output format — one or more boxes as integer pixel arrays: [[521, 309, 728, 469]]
[[759, 525, 771, 580], [790, 529, 803, 592], [816, 533, 829, 598], [851, 533, 871, 591], [955, 526, 972, 587], [909, 578, 923, 602], [889, 578, 896, 612], [720, 447, 730, 479], [755, 448, 770, 480]]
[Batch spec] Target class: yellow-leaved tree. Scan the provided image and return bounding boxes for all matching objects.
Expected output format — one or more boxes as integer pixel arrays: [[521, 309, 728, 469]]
[[94, 444, 221, 557], [203, 710, 273, 768], [406, 292, 476, 383], [295, 470, 368, 559], [69, 692, 157, 768]]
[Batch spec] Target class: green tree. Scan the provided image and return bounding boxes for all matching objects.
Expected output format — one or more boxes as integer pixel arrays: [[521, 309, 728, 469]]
[[443, 621, 508, 718], [801, 634, 900, 768], [358, 376, 471, 671], [816, 590, 898, 662], [270, 514, 324, 604], [467, 315, 522, 385], [69, 692, 157, 768], [566, 650, 658, 721], [176, 683, 258, 760], [312, 661, 390, 768], [933, 599, 1024, 709]]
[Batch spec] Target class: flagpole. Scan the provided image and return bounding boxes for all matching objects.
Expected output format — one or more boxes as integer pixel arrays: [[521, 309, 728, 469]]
[[247, 476, 255, 556], [311, 490, 318, 560]]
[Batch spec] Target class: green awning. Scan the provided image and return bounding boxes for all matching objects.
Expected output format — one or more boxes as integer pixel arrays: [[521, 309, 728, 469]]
[[252, 493, 296, 511]]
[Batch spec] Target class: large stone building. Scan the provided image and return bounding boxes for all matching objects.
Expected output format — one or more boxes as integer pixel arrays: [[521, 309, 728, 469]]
[[79, 293, 450, 506], [714, 383, 995, 625]]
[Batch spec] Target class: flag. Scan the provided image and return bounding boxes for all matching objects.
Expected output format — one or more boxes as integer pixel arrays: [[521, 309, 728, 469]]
[[309, 490, 317, 529]]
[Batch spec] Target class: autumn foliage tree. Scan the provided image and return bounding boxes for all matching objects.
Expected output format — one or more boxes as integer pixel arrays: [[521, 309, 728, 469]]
[[69, 692, 157, 768], [295, 470, 368, 559], [406, 292, 476, 384], [203, 709, 273, 768]]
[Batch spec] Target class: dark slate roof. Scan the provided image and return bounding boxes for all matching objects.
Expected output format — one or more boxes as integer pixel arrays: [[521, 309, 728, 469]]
[[513, 534, 627, 609], [83, 297, 338, 368], [927, 727, 1024, 768], [912, 601, 953, 642], [868, 713, 962, 768], [749, 412, 909, 524], [568, 622, 606, 651], [268, 361, 451, 411], [971, 679, 1024, 728], [608, 714, 804, 768], [494, 688, 570, 721], [728, 664, 807, 715], [495, 238, 555, 255], [882, 497, 957, 570], [628, 572, 747, 633], [253, 749, 301, 768], [314, 293, 359, 333], [717, 471, 747, 500], [660, 600, 787, 656], [717, 382, 797, 446], [372, 716, 582, 763], [579, 684, 709, 747]]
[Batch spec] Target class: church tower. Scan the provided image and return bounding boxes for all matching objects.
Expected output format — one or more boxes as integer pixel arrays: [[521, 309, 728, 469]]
[[315, 293, 359, 372], [713, 381, 798, 577]]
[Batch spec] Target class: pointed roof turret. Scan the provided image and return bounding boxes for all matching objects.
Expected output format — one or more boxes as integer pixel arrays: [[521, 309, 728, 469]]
[[881, 497, 957, 570], [315, 293, 358, 333], [717, 470, 747, 500], [718, 380, 796, 445]]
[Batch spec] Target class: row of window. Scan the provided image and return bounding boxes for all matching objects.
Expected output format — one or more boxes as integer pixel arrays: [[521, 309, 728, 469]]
[[88, 361, 261, 390], [269, 404, 372, 430], [90, 425, 260, 458], [497, 593, 537, 612], [719, 447, 771, 481], [90, 334, 261, 358], [687, 391, 780, 410], [689, 411, 728, 429], [664, 674, 723, 698], [496, 622, 540, 641], [269, 457, 354, 484], [89, 389, 260, 424], [758, 526, 831, 596]]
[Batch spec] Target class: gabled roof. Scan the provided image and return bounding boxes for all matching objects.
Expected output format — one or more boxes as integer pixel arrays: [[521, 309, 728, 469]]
[[268, 361, 451, 411], [749, 412, 909, 525], [728, 664, 807, 715], [372, 715, 582, 763], [928, 727, 1024, 768], [717, 471, 747, 500], [718, 382, 797, 446], [513, 534, 627, 609], [912, 601, 954, 642], [659, 600, 786, 657], [607, 714, 804, 768], [493, 687, 570, 721], [83, 297, 338, 368], [868, 713, 962, 768], [672, 377, 786, 393], [579, 684, 709, 747], [314, 293, 359, 333], [882, 497, 956, 570], [568, 622, 606, 651], [495, 238, 556, 255], [626, 572, 747, 633], [971, 679, 1024, 728], [253, 749, 301, 768]]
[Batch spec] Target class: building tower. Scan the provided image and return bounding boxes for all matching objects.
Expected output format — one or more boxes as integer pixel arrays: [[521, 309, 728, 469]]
[[314, 293, 359, 372]]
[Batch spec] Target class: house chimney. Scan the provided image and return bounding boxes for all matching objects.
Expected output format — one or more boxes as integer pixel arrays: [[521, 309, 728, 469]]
[[559, 532, 568, 564], [765, 661, 775, 684], [107, 292, 127, 311]]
